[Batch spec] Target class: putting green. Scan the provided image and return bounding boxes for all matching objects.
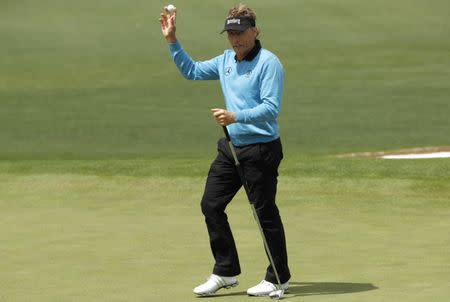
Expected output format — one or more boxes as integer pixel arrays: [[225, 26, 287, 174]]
[[1, 158, 449, 301]]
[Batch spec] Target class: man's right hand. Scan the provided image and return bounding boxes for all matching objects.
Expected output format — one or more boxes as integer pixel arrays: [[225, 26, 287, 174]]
[[159, 6, 177, 43]]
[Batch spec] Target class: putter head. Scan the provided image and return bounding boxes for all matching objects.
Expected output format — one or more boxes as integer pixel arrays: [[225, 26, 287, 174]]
[[269, 289, 284, 300]]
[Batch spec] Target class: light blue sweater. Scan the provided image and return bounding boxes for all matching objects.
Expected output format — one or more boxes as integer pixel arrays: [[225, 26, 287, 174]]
[[168, 41, 284, 146]]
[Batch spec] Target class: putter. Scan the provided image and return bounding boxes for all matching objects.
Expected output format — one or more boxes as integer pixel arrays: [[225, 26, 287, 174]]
[[222, 126, 284, 300]]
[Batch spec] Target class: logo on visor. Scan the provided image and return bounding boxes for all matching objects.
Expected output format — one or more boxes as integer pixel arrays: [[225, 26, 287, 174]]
[[227, 18, 241, 25]]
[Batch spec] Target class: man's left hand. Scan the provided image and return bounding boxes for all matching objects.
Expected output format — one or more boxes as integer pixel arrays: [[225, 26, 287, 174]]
[[211, 108, 236, 126]]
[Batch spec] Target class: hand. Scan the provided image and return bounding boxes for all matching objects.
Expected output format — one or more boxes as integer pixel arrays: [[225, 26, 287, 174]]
[[211, 108, 236, 126], [159, 6, 177, 43]]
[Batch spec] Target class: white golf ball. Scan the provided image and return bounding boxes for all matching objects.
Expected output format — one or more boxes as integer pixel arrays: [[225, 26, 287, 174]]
[[166, 4, 176, 14]]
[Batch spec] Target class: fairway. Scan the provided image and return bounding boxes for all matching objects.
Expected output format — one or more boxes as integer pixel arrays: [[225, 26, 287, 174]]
[[1, 0, 450, 301], [1, 0, 449, 158]]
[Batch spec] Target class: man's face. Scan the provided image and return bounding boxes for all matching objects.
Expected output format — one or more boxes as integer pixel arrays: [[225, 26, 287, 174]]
[[227, 27, 257, 60]]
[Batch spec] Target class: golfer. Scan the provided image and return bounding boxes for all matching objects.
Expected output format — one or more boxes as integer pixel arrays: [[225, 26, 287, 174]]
[[159, 4, 291, 296]]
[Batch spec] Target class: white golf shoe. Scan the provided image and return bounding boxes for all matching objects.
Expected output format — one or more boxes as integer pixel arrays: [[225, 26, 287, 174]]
[[193, 274, 239, 296], [247, 280, 289, 296]]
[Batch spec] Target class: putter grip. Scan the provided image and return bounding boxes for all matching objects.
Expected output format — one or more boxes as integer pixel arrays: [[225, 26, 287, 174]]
[[223, 126, 231, 141]]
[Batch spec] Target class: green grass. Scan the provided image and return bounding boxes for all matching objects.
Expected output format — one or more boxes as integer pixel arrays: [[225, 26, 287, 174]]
[[1, 0, 450, 301], [1, 162, 449, 301], [1, 0, 449, 158]]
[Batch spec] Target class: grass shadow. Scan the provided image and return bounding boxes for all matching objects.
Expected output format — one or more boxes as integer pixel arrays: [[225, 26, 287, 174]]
[[196, 281, 377, 299], [196, 290, 248, 298], [286, 281, 378, 297]]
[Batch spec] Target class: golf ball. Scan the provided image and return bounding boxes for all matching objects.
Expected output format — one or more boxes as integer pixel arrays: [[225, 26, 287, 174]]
[[166, 4, 176, 14]]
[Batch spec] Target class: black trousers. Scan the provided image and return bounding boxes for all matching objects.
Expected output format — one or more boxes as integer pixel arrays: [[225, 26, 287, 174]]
[[200, 137, 291, 284]]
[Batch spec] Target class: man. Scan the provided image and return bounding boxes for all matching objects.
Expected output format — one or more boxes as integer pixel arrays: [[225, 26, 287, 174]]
[[159, 4, 291, 297]]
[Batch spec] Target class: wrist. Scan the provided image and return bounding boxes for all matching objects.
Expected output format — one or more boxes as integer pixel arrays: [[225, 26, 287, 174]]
[[230, 112, 237, 123], [165, 35, 177, 43]]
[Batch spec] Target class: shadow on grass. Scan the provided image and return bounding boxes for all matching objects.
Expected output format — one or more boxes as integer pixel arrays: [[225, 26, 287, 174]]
[[197, 281, 378, 298], [287, 281, 378, 298], [197, 290, 248, 298]]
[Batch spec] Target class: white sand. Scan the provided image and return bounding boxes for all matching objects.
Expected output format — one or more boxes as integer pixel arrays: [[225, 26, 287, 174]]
[[382, 152, 450, 159]]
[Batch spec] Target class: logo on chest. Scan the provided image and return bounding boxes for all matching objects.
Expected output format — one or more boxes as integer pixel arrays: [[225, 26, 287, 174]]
[[224, 67, 253, 78]]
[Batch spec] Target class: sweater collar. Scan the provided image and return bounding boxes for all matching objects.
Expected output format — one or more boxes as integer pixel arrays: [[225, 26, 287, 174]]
[[235, 39, 261, 62]]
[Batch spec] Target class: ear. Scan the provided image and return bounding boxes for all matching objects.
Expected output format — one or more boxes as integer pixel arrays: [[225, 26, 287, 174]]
[[253, 27, 259, 38]]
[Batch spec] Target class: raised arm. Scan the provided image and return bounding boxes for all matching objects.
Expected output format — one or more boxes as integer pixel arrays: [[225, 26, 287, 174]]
[[159, 6, 220, 81]]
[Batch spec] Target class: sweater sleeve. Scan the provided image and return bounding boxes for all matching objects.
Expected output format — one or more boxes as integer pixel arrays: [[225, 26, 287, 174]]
[[168, 41, 220, 80], [235, 57, 284, 123]]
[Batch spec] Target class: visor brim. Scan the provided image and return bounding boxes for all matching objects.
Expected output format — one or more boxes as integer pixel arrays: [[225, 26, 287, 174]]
[[220, 24, 252, 34]]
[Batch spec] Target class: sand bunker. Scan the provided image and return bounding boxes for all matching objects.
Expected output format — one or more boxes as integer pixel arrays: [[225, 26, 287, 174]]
[[382, 152, 450, 159], [339, 147, 450, 159]]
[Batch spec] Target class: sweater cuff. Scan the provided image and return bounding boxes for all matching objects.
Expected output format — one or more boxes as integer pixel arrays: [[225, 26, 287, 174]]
[[168, 41, 181, 52], [235, 111, 246, 123]]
